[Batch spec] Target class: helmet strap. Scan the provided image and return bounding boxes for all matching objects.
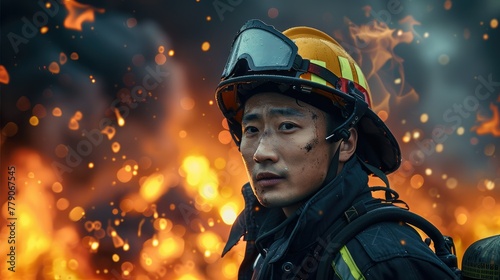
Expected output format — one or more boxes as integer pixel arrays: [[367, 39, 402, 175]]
[[325, 97, 368, 142], [322, 140, 343, 187]]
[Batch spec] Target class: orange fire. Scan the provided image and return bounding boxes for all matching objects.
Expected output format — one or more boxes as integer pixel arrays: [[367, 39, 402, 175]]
[[337, 12, 499, 267], [337, 15, 421, 116], [473, 103, 500, 136], [1, 4, 499, 279], [0, 150, 96, 280], [63, 0, 105, 31], [0, 65, 10, 84], [0, 65, 9, 84]]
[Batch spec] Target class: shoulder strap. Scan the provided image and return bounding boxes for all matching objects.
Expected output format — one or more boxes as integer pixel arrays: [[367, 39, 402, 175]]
[[316, 206, 461, 279]]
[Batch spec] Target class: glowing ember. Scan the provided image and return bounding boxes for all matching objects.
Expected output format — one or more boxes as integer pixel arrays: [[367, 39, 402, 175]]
[[473, 103, 500, 136], [68, 111, 82, 130], [101, 125, 116, 140], [29, 116, 39, 126], [491, 18, 498, 29], [114, 108, 125, 127], [70, 52, 79, 60], [140, 173, 167, 202], [201, 41, 210, 51], [63, 0, 105, 31], [69, 206, 86, 221], [48, 61, 60, 74], [111, 141, 121, 153], [110, 227, 125, 248], [117, 166, 133, 183], [60, 53, 68, 65]]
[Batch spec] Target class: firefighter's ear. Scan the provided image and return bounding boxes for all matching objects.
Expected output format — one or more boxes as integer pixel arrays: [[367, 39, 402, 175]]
[[339, 128, 357, 162]]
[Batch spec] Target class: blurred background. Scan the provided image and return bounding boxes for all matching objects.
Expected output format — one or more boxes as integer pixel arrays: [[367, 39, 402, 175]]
[[1, 0, 499, 279]]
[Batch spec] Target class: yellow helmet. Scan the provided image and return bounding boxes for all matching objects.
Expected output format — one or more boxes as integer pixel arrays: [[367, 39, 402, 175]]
[[215, 19, 401, 174], [284, 26, 372, 107]]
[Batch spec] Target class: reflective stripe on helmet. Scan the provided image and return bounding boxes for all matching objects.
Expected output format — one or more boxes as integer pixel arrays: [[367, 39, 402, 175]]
[[354, 64, 368, 90], [338, 56, 355, 82], [310, 59, 327, 86]]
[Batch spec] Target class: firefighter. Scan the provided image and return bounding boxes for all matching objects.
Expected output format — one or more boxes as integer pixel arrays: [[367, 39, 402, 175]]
[[215, 19, 459, 279]]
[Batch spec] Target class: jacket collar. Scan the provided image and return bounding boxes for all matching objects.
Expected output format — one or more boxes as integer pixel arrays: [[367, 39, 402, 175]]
[[222, 157, 371, 257], [286, 157, 370, 251]]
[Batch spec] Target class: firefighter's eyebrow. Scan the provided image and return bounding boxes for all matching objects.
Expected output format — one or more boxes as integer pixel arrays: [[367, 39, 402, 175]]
[[269, 108, 306, 118], [242, 108, 306, 124]]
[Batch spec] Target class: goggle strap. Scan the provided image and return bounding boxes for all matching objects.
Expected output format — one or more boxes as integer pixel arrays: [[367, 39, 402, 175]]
[[307, 62, 340, 88], [228, 118, 243, 147], [293, 55, 309, 73]]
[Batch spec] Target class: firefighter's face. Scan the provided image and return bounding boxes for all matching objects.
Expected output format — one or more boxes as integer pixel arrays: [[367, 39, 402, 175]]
[[240, 92, 348, 216]]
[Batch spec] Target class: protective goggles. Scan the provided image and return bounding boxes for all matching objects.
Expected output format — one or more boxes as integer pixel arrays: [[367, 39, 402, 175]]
[[221, 19, 341, 86]]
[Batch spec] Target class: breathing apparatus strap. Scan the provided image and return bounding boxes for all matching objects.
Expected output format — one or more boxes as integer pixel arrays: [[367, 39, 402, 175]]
[[314, 158, 461, 279], [315, 205, 461, 279], [357, 157, 395, 201]]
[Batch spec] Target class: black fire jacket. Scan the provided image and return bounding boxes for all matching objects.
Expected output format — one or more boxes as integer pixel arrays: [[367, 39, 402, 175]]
[[222, 157, 459, 279]]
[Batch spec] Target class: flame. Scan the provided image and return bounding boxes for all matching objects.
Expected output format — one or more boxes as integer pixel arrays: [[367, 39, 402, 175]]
[[0, 65, 9, 84], [339, 16, 420, 114], [63, 0, 105, 31], [342, 12, 500, 267], [3, 6, 498, 279], [473, 103, 500, 136], [0, 150, 96, 279]]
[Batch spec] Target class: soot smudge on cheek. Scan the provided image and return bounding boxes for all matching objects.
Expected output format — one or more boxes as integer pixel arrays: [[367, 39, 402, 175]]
[[303, 137, 319, 152], [304, 143, 313, 152]]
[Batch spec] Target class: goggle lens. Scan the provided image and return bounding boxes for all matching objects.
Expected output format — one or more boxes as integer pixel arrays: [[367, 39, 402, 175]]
[[221, 20, 297, 78]]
